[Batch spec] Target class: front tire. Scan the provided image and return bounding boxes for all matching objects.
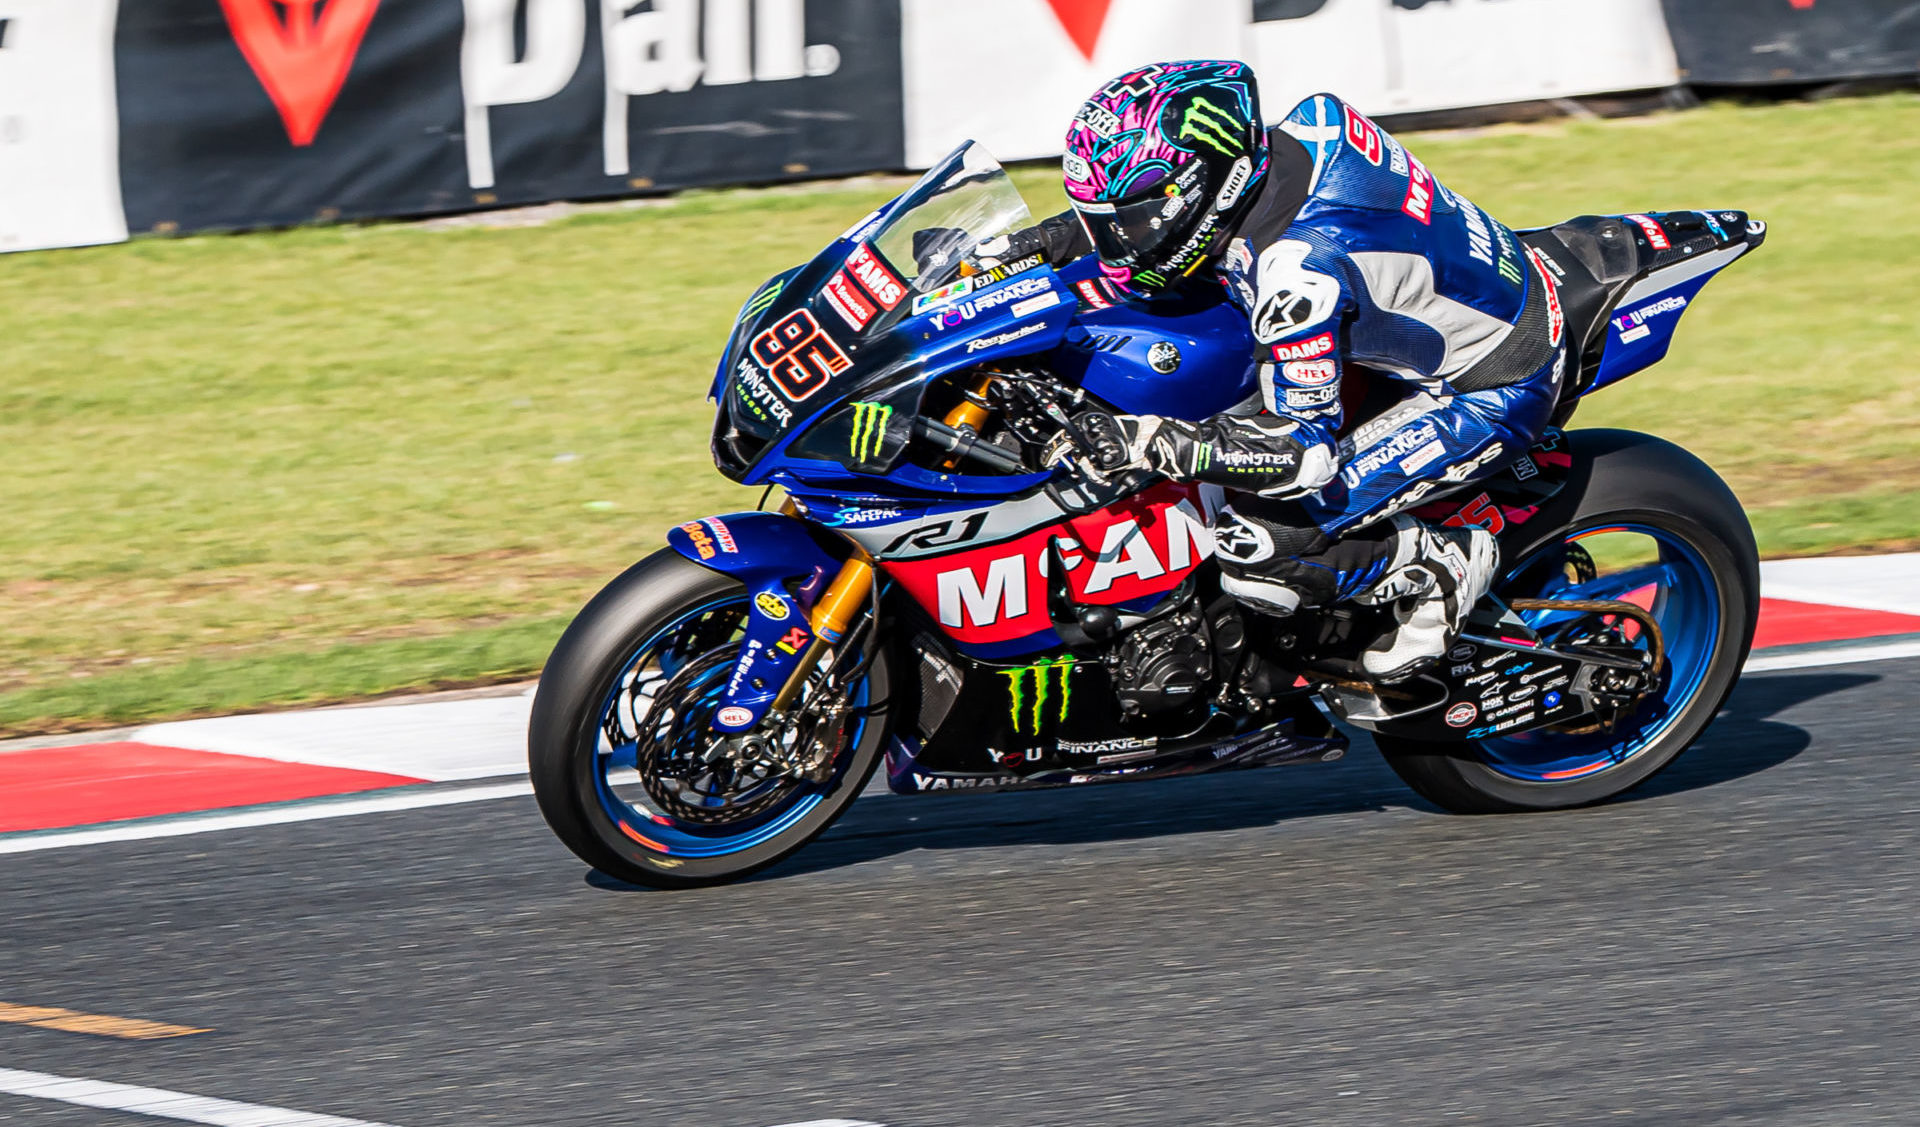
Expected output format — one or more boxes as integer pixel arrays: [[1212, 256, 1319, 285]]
[[529, 551, 888, 888], [1378, 429, 1758, 813]]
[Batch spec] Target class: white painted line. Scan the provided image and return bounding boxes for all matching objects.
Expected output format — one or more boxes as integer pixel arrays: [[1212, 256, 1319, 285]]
[[0, 781, 531, 856], [137, 694, 532, 782], [4, 635, 1917, 857], [1744, 637, 1920, 673], [763, 1121, 886, 1127], [1761, 552, 1920, 617], [0, 1066, 398, 1126]]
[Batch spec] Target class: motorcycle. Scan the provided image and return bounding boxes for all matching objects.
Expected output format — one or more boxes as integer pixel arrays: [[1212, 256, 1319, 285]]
[[529, 142, 1766, 888]]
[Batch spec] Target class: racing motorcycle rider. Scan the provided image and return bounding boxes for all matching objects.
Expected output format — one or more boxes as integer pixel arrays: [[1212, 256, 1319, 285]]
[[986, 60, 1566, 680]]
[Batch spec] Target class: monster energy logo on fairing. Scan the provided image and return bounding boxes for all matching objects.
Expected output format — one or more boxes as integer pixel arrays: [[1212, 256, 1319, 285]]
[[1498, 255, 1524, 286], [1180, 97, 1241, 156], [744, 279, 784, 318], [1003, 656, 1076, 734], [850, 401, 892, 462]]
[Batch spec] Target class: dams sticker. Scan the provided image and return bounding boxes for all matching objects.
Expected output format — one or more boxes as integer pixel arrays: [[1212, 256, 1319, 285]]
[[1272, 332, 1334, 362], [846, 243, 906, 310]]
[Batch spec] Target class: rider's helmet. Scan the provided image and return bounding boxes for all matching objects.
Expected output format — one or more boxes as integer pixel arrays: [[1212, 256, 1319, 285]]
[[1064, 59, 1269, 293]]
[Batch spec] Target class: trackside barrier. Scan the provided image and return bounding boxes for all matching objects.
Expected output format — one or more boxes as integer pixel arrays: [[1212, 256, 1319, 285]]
[[0, 0, 1910, 251]]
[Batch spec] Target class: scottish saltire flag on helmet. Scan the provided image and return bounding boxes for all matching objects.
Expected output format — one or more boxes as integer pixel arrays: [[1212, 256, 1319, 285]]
[[1063, 60, 1269, 290]]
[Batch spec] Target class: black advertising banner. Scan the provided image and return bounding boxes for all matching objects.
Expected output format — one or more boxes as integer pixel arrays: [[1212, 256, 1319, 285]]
[[115, 0, 906, 235], [1661, 0, 1920, 84]]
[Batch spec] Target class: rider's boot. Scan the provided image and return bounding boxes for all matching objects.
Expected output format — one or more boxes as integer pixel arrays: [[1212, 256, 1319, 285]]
[[1356, 516, 1499, 682]]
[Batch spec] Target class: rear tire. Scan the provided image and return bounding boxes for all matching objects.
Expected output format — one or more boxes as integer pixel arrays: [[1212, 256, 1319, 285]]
[[529, 551, 888, 888], [1377, 429, 1758, 813]]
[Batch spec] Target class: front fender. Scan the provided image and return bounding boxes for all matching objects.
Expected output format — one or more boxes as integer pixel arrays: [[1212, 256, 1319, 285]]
[[665, 513, 845, 734], [666, 512, 841, 595]]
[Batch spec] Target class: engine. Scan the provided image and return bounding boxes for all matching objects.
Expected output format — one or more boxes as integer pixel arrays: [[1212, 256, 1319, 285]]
[[1102, 591, 1215, 721]]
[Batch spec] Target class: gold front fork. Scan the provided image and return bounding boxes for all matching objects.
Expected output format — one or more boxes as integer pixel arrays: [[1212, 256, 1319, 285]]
[[768, 549, 875, 713]]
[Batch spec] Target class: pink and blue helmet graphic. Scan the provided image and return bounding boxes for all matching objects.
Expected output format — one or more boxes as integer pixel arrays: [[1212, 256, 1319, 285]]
[[1064, 61, 1258, 202], [1063, 60, 1267, 287]]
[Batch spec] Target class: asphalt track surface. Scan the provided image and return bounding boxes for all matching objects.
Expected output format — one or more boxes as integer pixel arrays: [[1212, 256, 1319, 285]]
[[4, 657, 1918, 1127]]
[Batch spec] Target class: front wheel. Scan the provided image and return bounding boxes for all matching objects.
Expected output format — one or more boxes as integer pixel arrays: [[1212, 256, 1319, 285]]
[[1378, 429, 1759, 813], [529, 551, 888, 888]]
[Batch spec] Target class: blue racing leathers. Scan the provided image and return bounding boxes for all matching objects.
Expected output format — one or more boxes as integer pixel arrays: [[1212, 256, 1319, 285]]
[[1193, 94, 1566, 611]]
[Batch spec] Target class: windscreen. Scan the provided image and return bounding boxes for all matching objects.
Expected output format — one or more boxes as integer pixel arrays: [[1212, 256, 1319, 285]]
[[711, 142, 1035, 481]]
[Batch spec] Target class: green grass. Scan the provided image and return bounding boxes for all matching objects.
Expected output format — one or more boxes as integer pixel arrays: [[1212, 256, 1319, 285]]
[[2, 93, 1916, 733]]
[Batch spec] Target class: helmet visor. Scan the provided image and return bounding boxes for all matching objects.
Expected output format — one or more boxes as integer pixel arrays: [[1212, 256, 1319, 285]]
[[1070, 162, 1212, 271]]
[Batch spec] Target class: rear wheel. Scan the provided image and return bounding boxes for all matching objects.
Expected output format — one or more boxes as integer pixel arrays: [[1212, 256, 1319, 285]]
[[1377, 430, 1758, 812], [529, 551, 888, 887]]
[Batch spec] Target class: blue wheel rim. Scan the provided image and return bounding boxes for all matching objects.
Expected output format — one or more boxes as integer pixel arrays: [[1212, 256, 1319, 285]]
[[1475, 523, 1722, 783], [590, 595, 868, 858]]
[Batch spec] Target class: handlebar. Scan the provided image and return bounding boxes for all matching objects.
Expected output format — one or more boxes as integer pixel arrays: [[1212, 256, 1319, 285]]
[[910, 416, 1027, 474]]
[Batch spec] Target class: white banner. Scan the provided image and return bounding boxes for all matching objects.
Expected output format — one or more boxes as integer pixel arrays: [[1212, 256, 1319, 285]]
[[1250, 0, 1680, 119], [903, 0, 1679, 169], [901, 0, 1251, 168], [0, 0, 127, 252]]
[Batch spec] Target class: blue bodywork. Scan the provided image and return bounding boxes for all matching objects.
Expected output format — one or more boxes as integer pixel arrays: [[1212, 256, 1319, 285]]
[[678, 142, 1760, 754]]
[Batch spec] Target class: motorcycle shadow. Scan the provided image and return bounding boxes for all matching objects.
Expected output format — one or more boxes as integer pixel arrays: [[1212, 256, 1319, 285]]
[[584, 668, 1857, 890], [1619, 667, 1872, 802]]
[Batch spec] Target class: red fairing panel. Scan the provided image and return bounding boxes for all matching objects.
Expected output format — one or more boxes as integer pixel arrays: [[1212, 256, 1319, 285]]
[[882, 483, 1220, 645]]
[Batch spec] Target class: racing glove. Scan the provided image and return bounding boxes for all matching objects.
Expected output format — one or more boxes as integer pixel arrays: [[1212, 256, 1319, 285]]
[[1066, 412, 1335, 496], [971, 212, 1094, 271]]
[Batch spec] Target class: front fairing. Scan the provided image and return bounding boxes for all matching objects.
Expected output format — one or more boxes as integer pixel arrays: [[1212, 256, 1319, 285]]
[[711, 142, 1058, 490]]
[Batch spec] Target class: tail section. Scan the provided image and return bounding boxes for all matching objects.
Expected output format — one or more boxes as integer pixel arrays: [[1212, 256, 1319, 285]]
[[1521, 210, 1766, 397]]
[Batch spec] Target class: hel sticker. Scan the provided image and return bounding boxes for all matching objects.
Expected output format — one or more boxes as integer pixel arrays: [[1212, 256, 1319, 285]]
[[716, 706, 754, 727], [1283, 359, 1338, 387]]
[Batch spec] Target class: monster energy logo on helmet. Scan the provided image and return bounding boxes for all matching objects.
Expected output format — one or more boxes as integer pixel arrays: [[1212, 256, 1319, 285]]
[[1002, 656, 1076, 735], [1179, 96, 1244, 157], [850, 401, 892, 462]]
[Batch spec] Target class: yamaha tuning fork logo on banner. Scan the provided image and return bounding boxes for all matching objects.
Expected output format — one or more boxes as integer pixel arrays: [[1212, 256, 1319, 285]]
[[109, 0, 904, 233]]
